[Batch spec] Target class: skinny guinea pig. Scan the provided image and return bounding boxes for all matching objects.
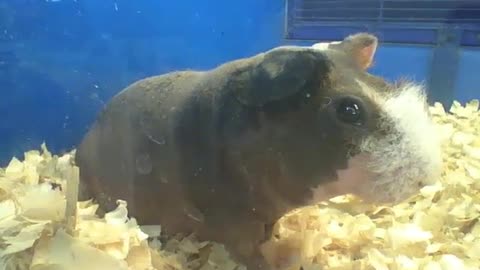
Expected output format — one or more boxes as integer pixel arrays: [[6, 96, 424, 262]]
[[75, 33, 442, 270]]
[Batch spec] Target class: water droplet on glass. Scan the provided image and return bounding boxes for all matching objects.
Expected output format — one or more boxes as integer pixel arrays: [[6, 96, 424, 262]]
[[136, 153, 152, 175], [184, 207, 205, 223], [146, 134, 165, 145], [160, 177, 169, 184]]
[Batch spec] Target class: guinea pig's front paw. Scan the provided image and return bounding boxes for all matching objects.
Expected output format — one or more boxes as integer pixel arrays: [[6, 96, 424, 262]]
[[259, 238, 304, 270]]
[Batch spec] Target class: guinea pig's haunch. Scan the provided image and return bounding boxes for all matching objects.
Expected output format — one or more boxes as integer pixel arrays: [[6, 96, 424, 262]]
[[75, 32, 442, 270]]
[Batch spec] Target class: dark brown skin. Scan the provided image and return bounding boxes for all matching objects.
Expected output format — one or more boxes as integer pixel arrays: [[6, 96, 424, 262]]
[[75, 33, 389, 269]]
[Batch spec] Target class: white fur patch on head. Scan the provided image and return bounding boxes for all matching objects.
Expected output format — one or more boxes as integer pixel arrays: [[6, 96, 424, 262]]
[[357, 83, 443, 204], [312, 41, 341, 51]]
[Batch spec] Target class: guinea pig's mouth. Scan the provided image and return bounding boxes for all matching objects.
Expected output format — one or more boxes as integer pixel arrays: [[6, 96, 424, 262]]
[[308, 152, 376, 205], [307, 149, 437, 206], [334, 151, 437, 205], [345, 141, 361, 158]]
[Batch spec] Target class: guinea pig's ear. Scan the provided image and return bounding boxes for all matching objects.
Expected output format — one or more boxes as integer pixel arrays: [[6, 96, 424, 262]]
[[333, 33, 378, 70], [232, 47, 323, 107]]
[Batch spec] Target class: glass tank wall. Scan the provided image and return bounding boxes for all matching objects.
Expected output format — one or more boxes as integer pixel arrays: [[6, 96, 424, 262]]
[[0, 1, 479, 270]]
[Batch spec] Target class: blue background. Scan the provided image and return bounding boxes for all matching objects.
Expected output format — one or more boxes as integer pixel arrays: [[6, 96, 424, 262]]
[[0, 0, 479, 165]]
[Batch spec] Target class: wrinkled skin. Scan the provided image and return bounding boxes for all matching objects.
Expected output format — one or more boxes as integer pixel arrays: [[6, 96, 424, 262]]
[[75, 33, 441, 270]]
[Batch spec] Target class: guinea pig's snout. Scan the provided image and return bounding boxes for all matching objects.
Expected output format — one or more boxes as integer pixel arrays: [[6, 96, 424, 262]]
[[353, 82, 443, 205]]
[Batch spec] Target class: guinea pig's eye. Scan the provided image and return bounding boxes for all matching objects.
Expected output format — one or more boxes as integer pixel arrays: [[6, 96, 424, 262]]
[[336, 98, 363, 125]]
